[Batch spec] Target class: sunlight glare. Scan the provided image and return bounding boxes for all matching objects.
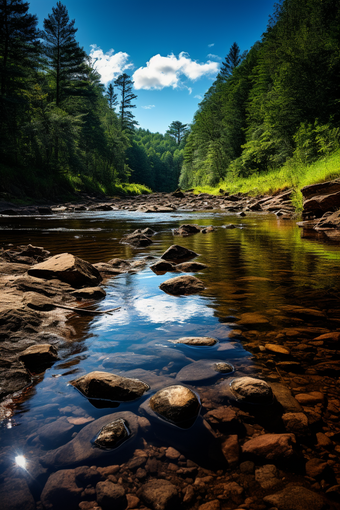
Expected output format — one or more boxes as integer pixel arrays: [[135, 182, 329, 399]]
[[15, 455, 27, 469]]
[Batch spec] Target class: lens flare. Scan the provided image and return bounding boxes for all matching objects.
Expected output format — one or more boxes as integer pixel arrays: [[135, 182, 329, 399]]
[[15, 455, 26, 469]]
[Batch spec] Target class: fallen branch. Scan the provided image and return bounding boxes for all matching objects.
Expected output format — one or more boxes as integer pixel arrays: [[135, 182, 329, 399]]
[[53, 304, 121, 315]]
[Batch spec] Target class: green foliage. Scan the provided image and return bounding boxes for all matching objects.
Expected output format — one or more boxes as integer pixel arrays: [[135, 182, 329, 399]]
[[181, 0, 340, 190], [127, 128, 184, 192]]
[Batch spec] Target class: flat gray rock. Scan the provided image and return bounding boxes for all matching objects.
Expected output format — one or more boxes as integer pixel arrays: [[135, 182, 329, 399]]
[[176, 359, 234, 384], [170, 336, 218, 346]]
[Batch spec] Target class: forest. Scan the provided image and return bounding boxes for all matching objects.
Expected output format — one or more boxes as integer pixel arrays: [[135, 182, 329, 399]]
[[1, 0, 340, 201]]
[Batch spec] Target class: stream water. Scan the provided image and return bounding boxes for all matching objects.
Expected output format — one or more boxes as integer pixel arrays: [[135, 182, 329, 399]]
[[1, 209, 340, 505]]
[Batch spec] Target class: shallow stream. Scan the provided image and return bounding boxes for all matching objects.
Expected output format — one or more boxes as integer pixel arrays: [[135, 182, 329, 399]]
[[1, 209, 340, 505]]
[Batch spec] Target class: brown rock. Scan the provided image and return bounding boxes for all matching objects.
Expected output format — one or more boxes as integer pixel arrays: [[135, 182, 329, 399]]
[[141, 479, 178, 510], [221, 435, 239, 467], [270, 383, 303, 413], [265, 343, 290, 355], [242, 433, 297, 463], [150, 260, 175, 274], [96, 480, 127, 510], [160, 275, 205, 295], [0, 478, 35, 510], [282, 412, 309, 437], [263, 484, 326, 510], [70, 371, 149, 401], [161, 244, 198, 262], [149, 385, 200, 425], [19, 344, 59, 370], [295, 391, 324, 406], [230, 377, 273, 404], [305, 458, 329, 480], [170, 336, 218, 346], [40, 469, 82, 510], [71, 287, 106, 299], [28, 253, 102, 288], [41, 411, 138, 468], [120, 232, 153, 247], [173, 224, 202, 236], [198, 501, 220, 510], [175, 261, 208, 272], [255, 464, 280, 489]]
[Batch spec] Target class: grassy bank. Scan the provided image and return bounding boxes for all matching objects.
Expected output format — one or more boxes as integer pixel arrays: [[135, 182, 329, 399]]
[[0, 164, 151, 204], [191, 150, 340, 212]]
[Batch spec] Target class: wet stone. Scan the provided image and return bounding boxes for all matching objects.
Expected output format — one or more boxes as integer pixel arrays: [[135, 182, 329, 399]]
[[160, 275, 205, 295], [94, 418, 129, 449], [96, 480, 127, 510], [263, 484, 326, 510], [230, 376, 273, 404], [149, 385, 201, 425], [19, 343, 59, 370], [176, 359, 234, 384], [70, 371, 149, 402], [161, 244, 198, 262], [170, 336, 218, 346], [141, 479, 178, 510]]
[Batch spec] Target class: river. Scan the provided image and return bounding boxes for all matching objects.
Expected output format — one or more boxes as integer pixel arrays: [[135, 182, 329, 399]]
[[1, 208, 340, 508]]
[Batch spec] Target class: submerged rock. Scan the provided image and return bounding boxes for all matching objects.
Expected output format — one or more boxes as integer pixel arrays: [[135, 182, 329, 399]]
[[176, 360, 234, 384], [160, 275, 205, 295], [173, 224, 202, 236], [230, 376, 273, 404], [70, 371, 149, 401], [96, 480, 127, 510], [149, 385, 200, 425], [28, 253, 102, 288], [175, 261, 208, 272], [141, 479, 178, 510], [41, 411, 138, 468], [40, 469, 82, 510], [170, 336, 218, 346], [263, 484, 326, 510], [242, 433, 298, 463], [160, 244, 198, 262]]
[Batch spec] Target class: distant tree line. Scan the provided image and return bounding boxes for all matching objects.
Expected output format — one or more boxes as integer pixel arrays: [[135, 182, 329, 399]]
[[180, 0, 340, 188]]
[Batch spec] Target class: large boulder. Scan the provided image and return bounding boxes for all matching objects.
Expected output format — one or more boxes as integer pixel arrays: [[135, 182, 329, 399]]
[[41, 411, 138, 468], [161, 244, 198, 262], [230, 377, 273, 404], [28, 253, 102, 288], [160, 275, 205, 295], [70, 371, 149, 401], [149, 385, 200, 425]]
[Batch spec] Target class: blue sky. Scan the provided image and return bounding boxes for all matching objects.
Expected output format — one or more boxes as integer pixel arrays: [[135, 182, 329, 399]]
[[28, 0, 277, 134]]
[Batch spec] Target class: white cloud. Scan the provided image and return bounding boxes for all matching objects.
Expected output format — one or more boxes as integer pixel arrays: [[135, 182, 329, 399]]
[[194, 94, 203, 100], [207, 53, 222, 61], [208, 43, 215, 47], [132, 52, 219, 90], [141, 105, 155, 109], [89, 45, 133, 85]]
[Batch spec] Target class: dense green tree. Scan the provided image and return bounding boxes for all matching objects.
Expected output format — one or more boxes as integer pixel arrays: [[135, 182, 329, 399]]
[[114, 73, 137, 132], [166, 120, 188, 145], [106, 83, 118, 111], [0, 0, 40, 163], [41, 2, 86, 107], [219, 42, 247, 80]]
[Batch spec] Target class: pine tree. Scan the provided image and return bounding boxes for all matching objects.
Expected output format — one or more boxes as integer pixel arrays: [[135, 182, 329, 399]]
[[106, 83, 118, 111], [166, 121, 188, 145], [114, 73, 138, 132], [41, 2, 86, 107], [219, 42, 247, 80], [0, 0, 40, 162]]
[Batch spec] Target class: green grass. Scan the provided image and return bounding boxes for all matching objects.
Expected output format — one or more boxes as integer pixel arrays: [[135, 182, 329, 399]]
[[190, 150, 340, 210]]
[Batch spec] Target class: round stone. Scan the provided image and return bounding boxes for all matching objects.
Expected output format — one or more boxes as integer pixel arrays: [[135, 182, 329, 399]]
[[214, 362, 234, 373], [230, 377, 273, 404], [94, 418, 130, 449], [149, 385, 200, 425]]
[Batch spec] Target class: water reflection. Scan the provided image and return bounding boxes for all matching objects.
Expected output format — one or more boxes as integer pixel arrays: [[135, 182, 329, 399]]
[[1, 210, 340, 496]]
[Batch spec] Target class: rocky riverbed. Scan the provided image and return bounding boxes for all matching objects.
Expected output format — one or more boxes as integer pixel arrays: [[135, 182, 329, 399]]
[[1, 183, 340, 510]]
